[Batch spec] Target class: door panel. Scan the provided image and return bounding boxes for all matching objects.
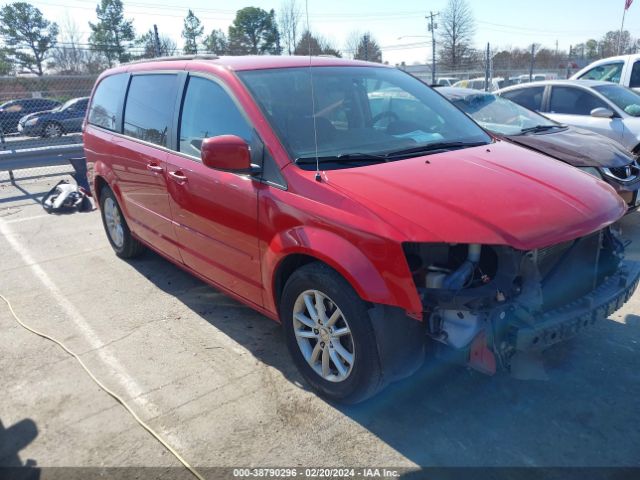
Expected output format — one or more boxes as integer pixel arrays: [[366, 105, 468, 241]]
[[166, 74, 262, 305], [545, 113, 625, 144], [166, 156, 262, 304], [110, 137, 182, 261], [111, 73, 182, 262], [546, 85, 625, 144]]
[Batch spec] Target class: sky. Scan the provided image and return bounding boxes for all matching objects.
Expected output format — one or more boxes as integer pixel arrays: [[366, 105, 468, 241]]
[[26, 0, 640, 65]]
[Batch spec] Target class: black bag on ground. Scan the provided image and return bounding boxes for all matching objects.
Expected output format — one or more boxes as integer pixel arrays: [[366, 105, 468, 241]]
[[41, 180, 92, 214]]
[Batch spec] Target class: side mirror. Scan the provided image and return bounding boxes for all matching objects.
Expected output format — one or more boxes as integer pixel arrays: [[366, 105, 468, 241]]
[[590, 107, 615, 118], [201, 135, 260, 174]]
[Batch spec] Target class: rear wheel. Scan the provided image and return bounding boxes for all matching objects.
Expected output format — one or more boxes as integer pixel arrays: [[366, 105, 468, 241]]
[[100, 186, 145, 259], [280, 262, 383, 403]]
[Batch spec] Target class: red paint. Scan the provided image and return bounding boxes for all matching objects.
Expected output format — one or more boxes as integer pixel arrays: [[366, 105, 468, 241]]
[[83, 57, 627, 323], [201, 135, 251, 171]]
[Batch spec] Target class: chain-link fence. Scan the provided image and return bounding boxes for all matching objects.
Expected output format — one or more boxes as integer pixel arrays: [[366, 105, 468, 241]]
[[0, 75, 94, 184], [405, 66, 575, 88]]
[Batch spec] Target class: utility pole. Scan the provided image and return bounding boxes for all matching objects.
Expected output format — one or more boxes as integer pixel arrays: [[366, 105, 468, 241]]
[[529, 43, 536, 82], [484, 43, 490, 91], [426, 11, 439, 84], [153, 24, 161, 57]]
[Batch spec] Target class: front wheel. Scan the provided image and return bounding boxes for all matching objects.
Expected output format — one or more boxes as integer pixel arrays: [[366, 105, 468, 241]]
[[42, 122, 63, 137], [280, 262, 383, 403]]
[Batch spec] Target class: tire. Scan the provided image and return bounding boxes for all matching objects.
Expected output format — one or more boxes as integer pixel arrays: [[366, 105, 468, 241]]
[[42, 122, 63, 138], [280, 262, 384, 404], [99, 186, 145, 259]]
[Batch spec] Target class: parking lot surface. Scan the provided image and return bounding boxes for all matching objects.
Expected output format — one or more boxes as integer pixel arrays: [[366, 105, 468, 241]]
[[1, 175, 639, 473]]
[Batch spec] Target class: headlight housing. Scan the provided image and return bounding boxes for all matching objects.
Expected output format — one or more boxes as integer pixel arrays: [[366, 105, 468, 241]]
[[24, 118, 39, 126]]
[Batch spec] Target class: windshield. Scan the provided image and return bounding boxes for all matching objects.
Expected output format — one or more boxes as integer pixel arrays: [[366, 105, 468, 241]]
[[238, 66, 491, 169], [593, 84, 640, 117], [450, 91, 558, 135]]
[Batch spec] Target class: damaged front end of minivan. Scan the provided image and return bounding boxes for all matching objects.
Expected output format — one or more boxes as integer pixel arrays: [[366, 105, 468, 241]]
[[404, 226, 640, 374]]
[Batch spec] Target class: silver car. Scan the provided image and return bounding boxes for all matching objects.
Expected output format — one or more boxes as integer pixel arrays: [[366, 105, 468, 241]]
[[496, 80, 640, 153]]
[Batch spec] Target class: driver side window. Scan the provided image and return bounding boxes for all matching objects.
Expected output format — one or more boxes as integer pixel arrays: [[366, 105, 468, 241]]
[[178, 76, 252, 160], [579, 62, 623, 83]]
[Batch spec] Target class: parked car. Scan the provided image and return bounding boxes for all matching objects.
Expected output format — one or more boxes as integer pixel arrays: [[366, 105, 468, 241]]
[[571, 54, 640, 91], [497, 80, 640, 152], [18, 97, 89, 137], [85, 56, 638, 403], [440, 87, 640, 210], [515, 73, 558, 84], [0, 98, 61, 134], [436, 77, 458, 87], [453, 77, 506, 91]]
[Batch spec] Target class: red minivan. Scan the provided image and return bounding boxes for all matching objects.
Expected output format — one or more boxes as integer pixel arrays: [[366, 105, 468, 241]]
[[84, 55, 639, 403]]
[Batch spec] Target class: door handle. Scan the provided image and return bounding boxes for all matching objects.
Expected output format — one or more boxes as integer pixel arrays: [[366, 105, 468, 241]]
[[168, 171, 188, 183], [146, 163, 163, 173]]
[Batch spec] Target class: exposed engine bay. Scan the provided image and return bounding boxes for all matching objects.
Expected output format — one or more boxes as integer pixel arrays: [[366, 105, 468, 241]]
[[403, 226, 640, 374]]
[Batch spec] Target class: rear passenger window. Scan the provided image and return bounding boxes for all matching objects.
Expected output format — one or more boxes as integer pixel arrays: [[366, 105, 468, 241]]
[[549, 86, 607, 115], [178, 76, 251, 159], [124, 74, 179, 147], [630, 61, 640, 88], [88, 74, 129, 131], [501, 86, 545, 111]]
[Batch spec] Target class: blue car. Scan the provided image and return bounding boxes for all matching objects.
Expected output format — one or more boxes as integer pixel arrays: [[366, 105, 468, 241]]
[[18, 97, 89, 137], [0, 98, 61, 134]]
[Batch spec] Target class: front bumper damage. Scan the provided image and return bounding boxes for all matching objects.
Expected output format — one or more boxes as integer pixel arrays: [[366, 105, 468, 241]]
[[408, 228, 640, 374], [511, 260, 640, 351]]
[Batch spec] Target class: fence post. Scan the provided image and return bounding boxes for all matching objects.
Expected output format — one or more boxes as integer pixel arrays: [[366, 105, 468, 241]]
[[484, 43, 490, 92]]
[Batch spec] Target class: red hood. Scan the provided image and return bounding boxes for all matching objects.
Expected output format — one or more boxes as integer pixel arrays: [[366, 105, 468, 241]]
[[325, 141, 626, 250]]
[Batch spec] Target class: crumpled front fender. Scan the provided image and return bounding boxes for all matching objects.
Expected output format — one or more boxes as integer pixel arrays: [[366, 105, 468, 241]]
[[262, 226, 422, 318]]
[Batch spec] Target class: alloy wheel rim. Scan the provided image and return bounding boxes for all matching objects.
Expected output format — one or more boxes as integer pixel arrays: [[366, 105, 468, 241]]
[[45, 124, 62, 137], [292, 289, 355, 382], [104, 197, 124, 248]]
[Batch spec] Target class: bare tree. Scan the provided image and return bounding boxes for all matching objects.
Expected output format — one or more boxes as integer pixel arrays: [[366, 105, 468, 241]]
[[279, 0, 301, 55], [49, 15, 104, 73], [438, 0, 475, 70], [344, 30, 362, 60]]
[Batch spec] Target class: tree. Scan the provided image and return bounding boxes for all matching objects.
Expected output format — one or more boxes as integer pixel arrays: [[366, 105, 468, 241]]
[[293, 30, 340, 57], [228, 7, 280, 55], [345, 30, 362, 59], [0, 48, 12, 75], [438, 0, 475, 70], [585, 39, 599, 59], [182, 10, 203, 54], [279, 0, 301, 55], [600, 30, 632, 57], [354, 33, 381, 63], [0, 2, 58, 75], [203, 29, 228, 55], [49, 17, 105, 74], [89, 0, 135, 67], [135, 28, 177, 59]]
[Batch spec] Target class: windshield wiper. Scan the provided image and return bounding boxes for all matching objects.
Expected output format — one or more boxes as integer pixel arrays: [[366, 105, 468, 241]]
[[295, 152, 389, 164], [520, 125, 562, 134], [383, 141, 489, 159]]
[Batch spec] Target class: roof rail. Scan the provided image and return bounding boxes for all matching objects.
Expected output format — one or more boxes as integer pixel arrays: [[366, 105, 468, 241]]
[[124, 54, 220, 65]]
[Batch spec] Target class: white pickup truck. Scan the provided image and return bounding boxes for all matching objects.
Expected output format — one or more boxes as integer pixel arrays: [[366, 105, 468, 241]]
[[572, 54, 640, 91]]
